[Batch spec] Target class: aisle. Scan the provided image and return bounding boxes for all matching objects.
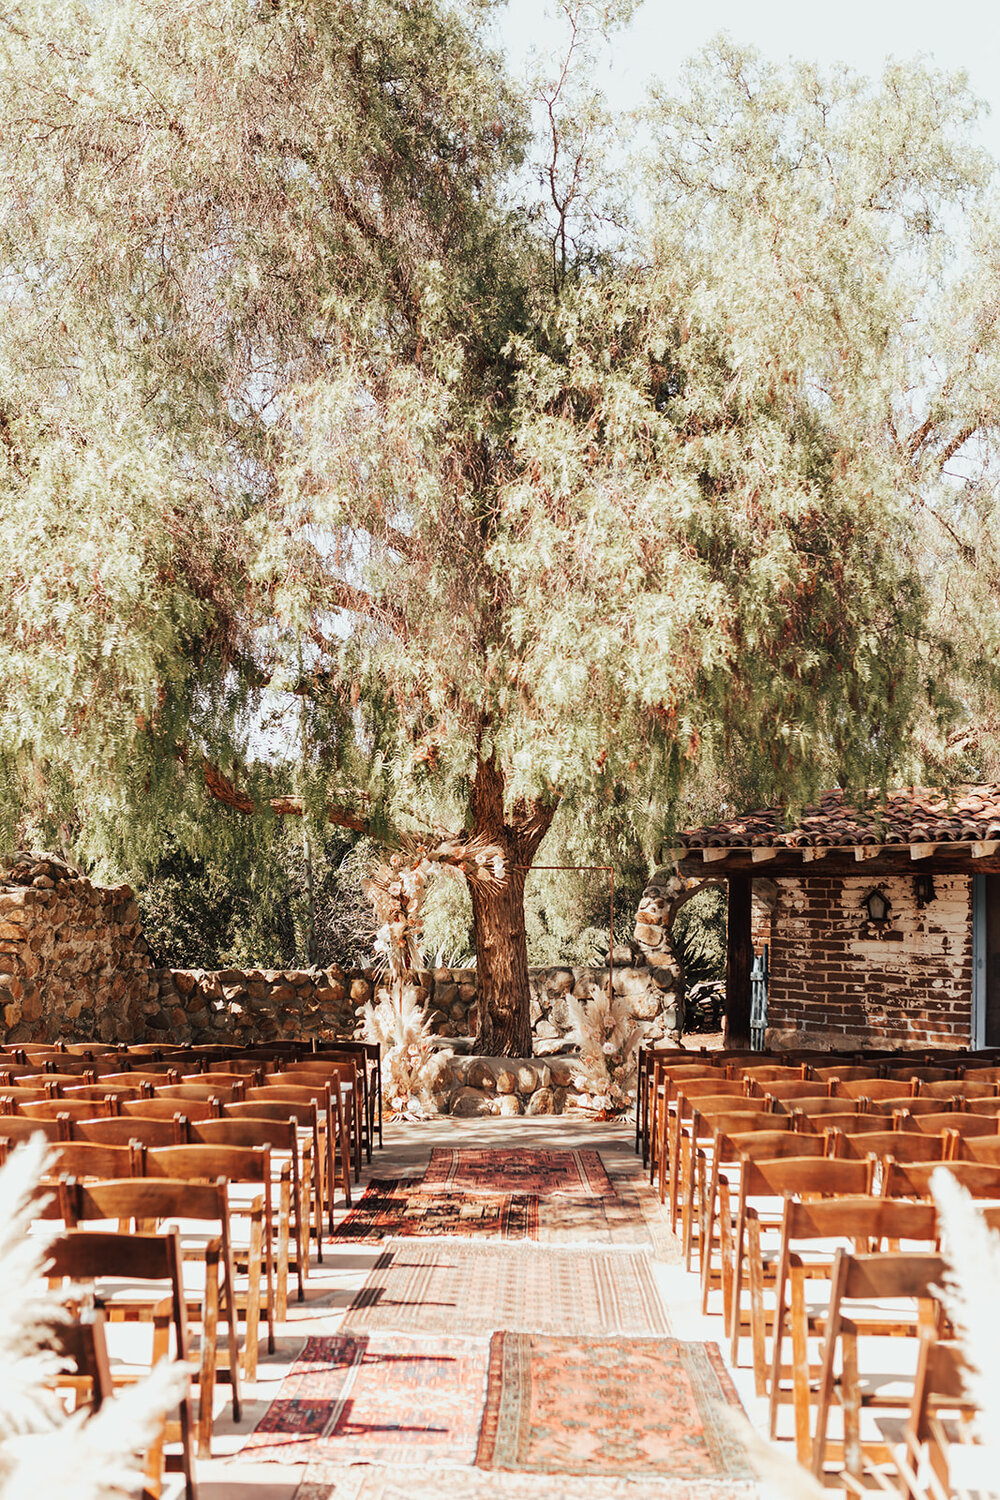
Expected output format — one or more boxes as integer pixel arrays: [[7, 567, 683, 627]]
[[201, 1117, 761, 1500]]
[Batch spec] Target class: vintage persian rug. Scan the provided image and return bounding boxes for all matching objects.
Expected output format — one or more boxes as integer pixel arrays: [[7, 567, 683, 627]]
[[341, 1240, 670, 1337], [242, 1332, 490, 1466], [295, 1463, 758, 1500], [331, 1180, 539, 1241], [420, 1147, 616, 1198], [475, 1333, 752, 1479]]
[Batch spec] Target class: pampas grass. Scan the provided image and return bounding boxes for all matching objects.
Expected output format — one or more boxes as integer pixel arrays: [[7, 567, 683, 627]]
[[565, 986, 640, 1116], [932, 1167, 1000, 1454], [0, 1136, 187, 1499], [361, 985, 452, 1119]]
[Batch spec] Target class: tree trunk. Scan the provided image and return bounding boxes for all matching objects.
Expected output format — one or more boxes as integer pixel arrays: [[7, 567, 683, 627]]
[[471, 863, 532, 1056], [467, 755, 556, 1058]]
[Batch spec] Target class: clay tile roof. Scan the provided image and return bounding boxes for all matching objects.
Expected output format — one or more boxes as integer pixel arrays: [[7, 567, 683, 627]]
[[678, 784, 1000, 851]]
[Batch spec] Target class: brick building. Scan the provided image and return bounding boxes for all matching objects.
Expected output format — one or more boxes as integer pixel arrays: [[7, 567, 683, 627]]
[[673, 785, 1000, 1051]]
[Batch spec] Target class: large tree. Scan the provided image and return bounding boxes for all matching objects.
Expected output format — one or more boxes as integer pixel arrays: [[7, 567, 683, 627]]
[[2, 8, 1000, 1052]]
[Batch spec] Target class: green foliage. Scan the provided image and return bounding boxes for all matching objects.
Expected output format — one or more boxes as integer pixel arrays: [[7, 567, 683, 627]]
[[2, 6, 1000, 995], [672, 886, 727, 990], [136, 829, 371, 970]]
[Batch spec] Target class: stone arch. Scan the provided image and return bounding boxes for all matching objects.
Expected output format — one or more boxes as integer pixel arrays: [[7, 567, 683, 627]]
[[633, 868, 776, 1039]]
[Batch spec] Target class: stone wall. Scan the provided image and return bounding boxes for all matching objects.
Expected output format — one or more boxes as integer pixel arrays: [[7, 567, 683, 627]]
[[0, 854, 160, 1043], [766, 872, 973, 1050], [157, 954, 674, 1050], [0, 852, 680, 1060]]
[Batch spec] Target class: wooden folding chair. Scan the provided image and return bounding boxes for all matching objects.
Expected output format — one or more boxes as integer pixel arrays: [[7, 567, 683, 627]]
[[698, 1122, 812, 1324], [47, 1227, 197, 1497], [187, 1117, 302, 1315], [810, 1249, 947, 1482], [768, 1200, 939, 1463], [243, 1082, 350, 1229], [682, 1104, 778, 1271], [666, 1082, 750, 1223], [889, 1334, 978, 1500], [120, 1098, 218, 1124], [268, 1064, 361, 1182], [224, 1097, 325, 1259], [60, 1177, 240, 1458], [733, 1156, 875, 1391], [140, 1144, 275, 1380], [70, 1114, 188, 1147]]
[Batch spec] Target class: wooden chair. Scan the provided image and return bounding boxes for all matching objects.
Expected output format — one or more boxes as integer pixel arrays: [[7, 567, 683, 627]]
[[698, 1123, 814, 1324], [267, 1064, 360, 1182], [918, 1078, 997, 1100], [768, 1199, 939, 1462], [60, 1177, 241, 1458], [224, 1098, 325, 1258], [828, 1131, 950, 1166], [140, 1144, 275, 1380], [732, 1156, 875, 1390], [40, 1140, 142, 1181], [890, 1333, 978, 1500], [647, 1062, 725, 1186], [46, 1307, 114, 1411], [748, 1079, 833, 1103], [810, 1249, 947, 1482], [47, 1227, 197, 1496], [896, 1110, 999, 1141], [317, 1039, 382, 1151], [682, 1105, 779, 1271], [69, 1114, 188, 1148], [882, 1159, 1000, 1201], [152, 1083, 244, 1107], [120, 1098, 218, 1124], [665, 1083, 750, 1222], [835, 1078, 920, 1102], [243, 1083, 350, 1228], [187, 1117, 302, 1315], [0, 1114, 65, 1146], [18, 1096, 119, 1121]]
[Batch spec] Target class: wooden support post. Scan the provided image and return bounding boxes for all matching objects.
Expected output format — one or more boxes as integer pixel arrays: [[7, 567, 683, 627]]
[[725, 875, 753, 1049]]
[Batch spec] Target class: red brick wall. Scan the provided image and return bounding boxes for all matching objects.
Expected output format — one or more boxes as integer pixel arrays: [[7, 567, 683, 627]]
[[765, 872, 972, 1050]]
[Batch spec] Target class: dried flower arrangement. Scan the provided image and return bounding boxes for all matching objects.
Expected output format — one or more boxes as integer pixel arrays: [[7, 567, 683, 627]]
[[565, 984, 640, 1118], [0, 1136, 185, 1500], [360, 834, 505, 1117]]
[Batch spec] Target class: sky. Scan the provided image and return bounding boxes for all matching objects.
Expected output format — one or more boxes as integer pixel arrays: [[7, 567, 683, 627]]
[[494, 0, 1000, 160]]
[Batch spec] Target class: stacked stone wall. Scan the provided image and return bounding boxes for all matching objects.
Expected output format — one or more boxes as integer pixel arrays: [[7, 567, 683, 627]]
[[0, 854, 159, 1043]]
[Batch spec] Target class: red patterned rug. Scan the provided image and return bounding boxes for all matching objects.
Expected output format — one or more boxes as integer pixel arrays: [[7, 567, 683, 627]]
[[242, 1332, 489, 1465], [475, 1333, 752, 1479], [332, 1180, 539, 1240], [421, 1148, 616, 1198]]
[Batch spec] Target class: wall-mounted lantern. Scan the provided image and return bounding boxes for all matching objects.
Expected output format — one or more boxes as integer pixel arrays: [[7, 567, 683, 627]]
[[914, 873, 935, 908], [863, 887, 891, 926]]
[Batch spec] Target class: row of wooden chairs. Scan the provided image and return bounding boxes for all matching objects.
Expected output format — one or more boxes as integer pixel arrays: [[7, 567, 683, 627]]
[[664, 1099, 989, 1491], [19, 1035, 388, 1500]]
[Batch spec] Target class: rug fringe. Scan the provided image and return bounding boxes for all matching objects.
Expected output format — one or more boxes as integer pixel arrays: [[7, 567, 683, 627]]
[[381, 1235, 654, 1254]]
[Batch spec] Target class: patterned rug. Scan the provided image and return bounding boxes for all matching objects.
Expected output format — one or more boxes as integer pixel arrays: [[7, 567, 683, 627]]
[[341, 1240, 670, 1337], [476, 1333, 752, 1479], [242, 1332, 489, 1465], [295, 1463, 758, 1499], [332, 1181, 539, 1241], [421, 1147, 616, 1197]]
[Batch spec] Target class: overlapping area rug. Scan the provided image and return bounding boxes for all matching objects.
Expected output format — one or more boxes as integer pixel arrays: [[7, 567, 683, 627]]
[[331, 1181, 539, 1241], [476, 1332, 751, 1478], [341, 1241, 669, 1336], [273, 1332, 752, 1490], [243, 1332, 490, 1465], [421, 1147, 615, 1197]]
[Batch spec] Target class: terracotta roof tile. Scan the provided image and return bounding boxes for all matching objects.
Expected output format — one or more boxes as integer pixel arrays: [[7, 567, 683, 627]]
[[678, 784, 1000, 850]]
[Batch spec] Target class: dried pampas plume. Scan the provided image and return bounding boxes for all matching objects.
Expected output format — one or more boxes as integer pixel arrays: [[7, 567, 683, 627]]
[[565, 986, 640, 1117]]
